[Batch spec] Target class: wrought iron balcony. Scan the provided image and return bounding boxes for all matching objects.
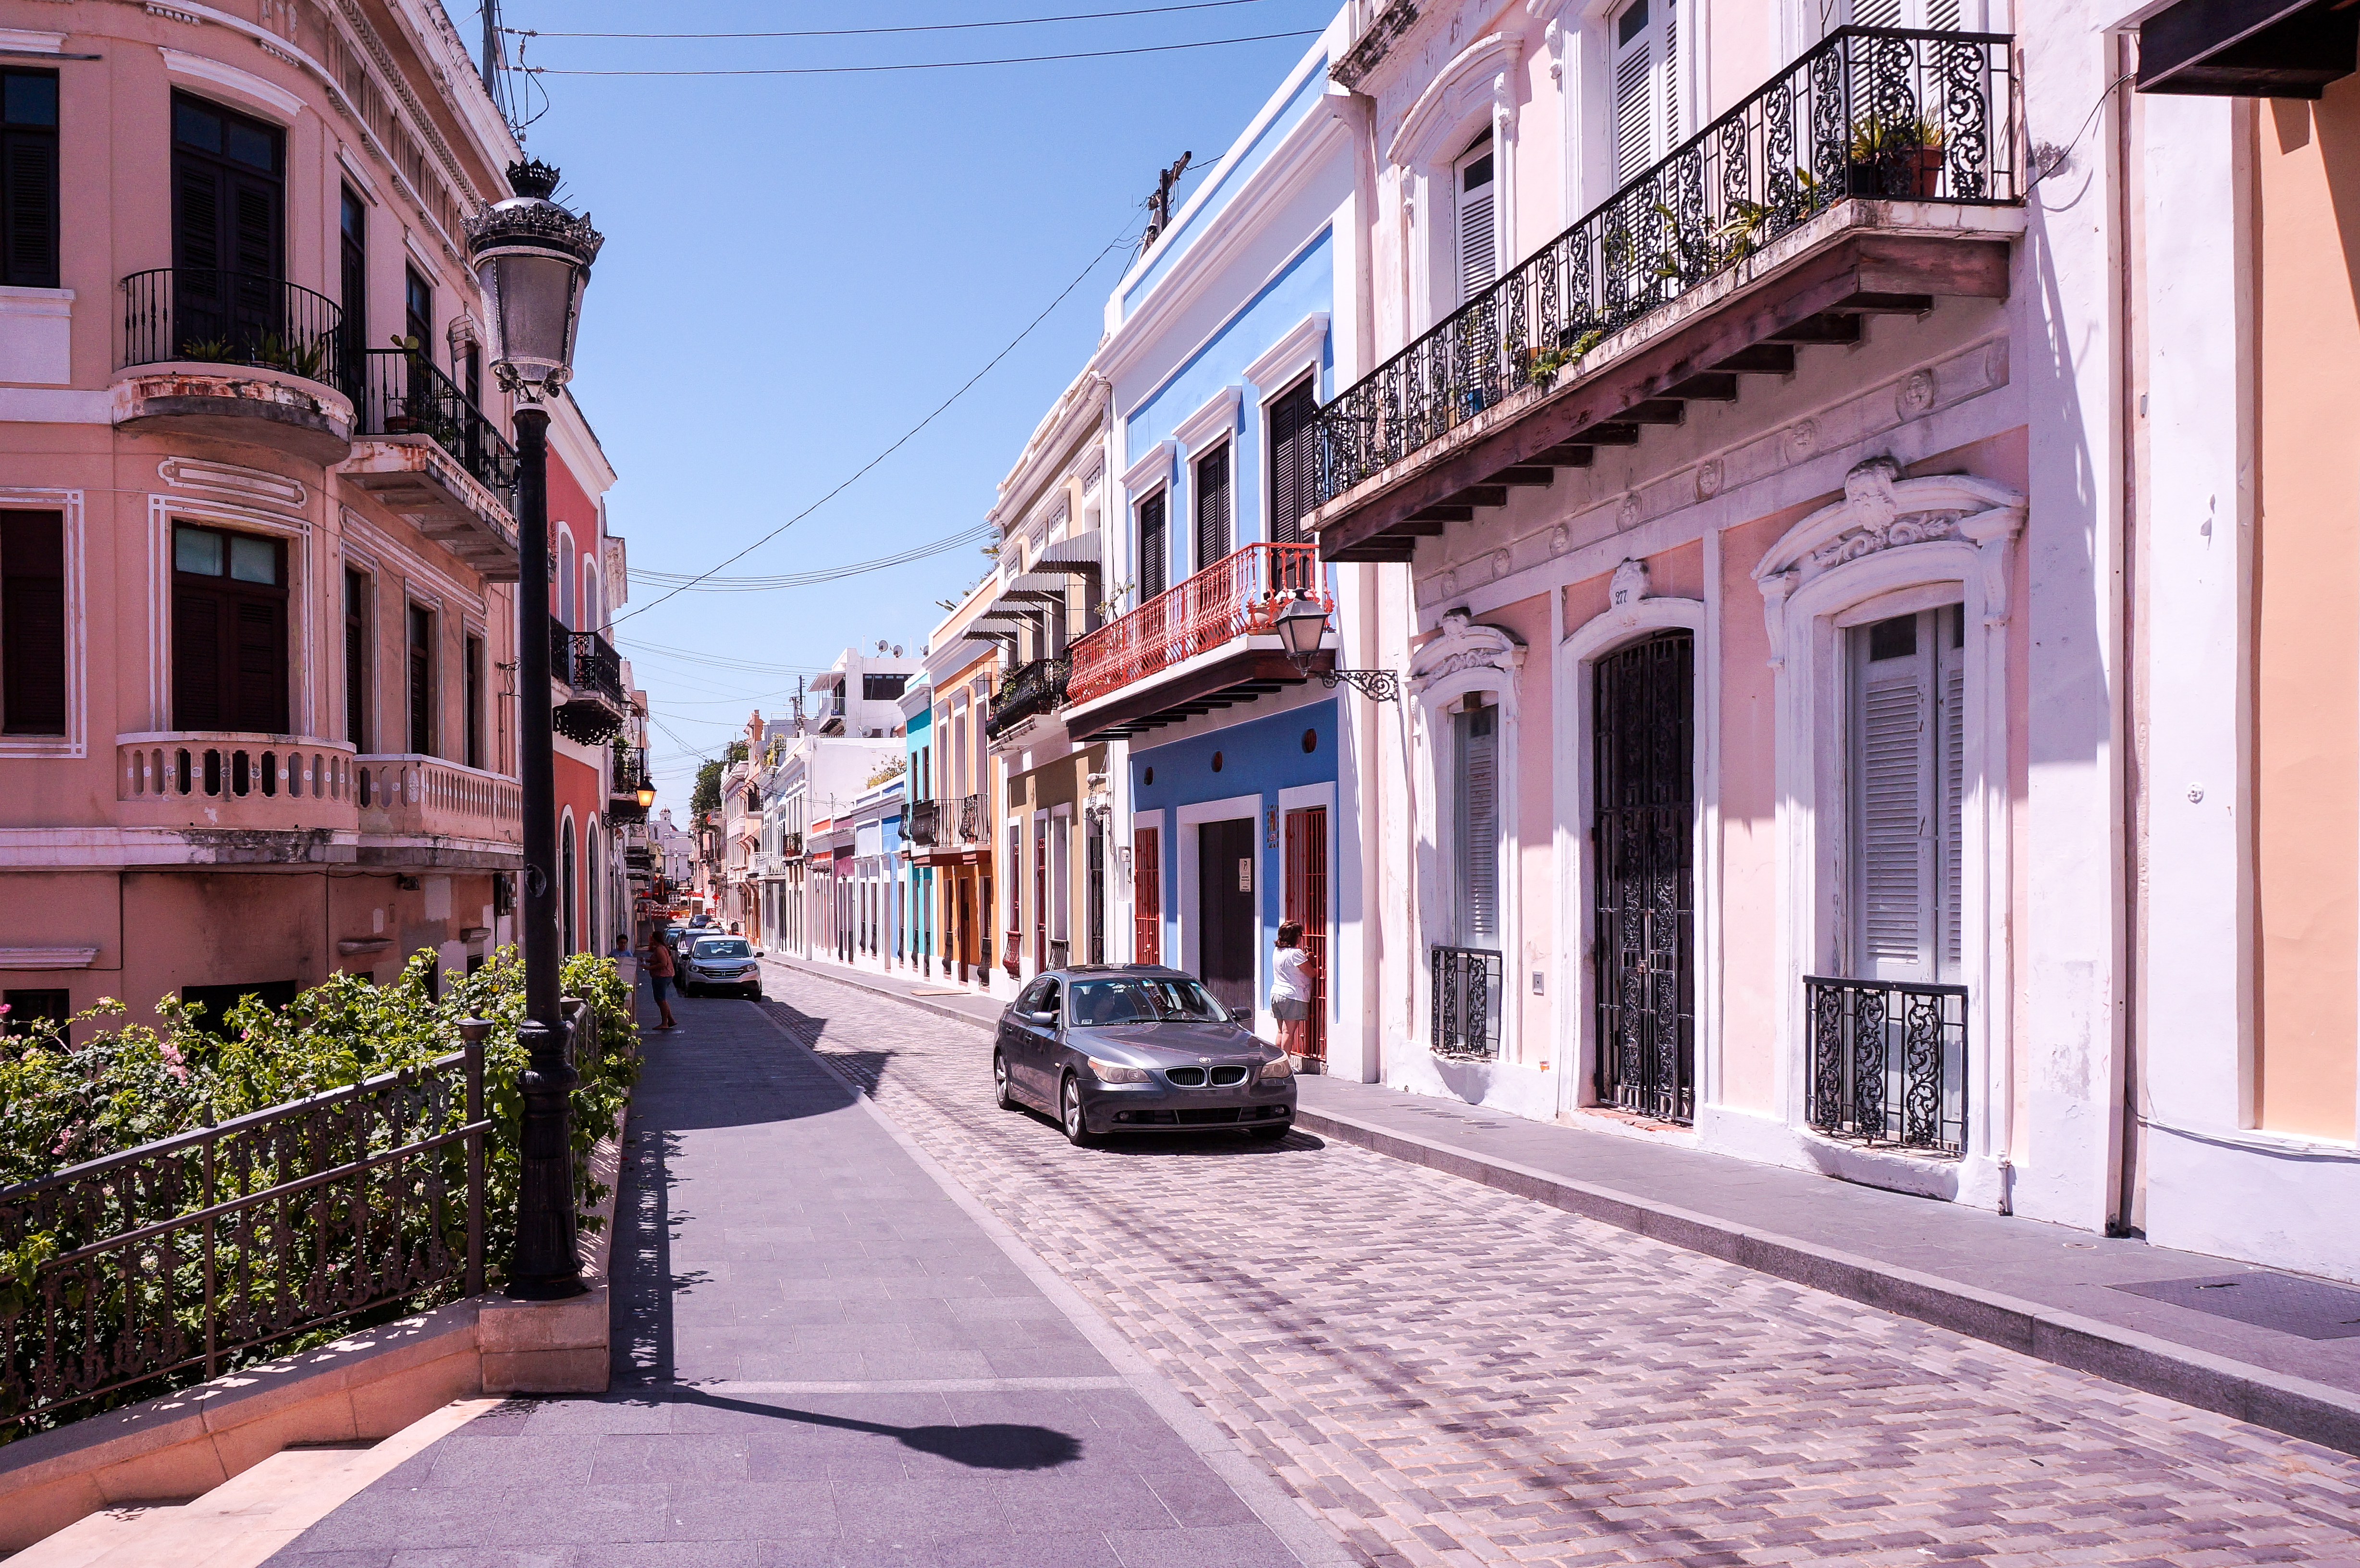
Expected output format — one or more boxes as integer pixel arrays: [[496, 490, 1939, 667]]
[[608, 742, 652, 822], [1804, 975, 1967, 1154], [550, 619, 627, 745], [1062, 543, 1329, 739], [120, 268, 346, 384], [782, 830, 804, 858], [906, 798, 941, 847], [352, 349, 517, 493], [957, 792, 985, 844], [986, 657, 1069, 740], [1431, 945, 1504, 1061], [1310, 26, 2019, 562], [113, 270, 354, 461]]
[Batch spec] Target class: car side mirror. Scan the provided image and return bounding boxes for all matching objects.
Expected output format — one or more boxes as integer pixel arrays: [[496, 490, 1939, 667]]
[[1030, 1009, 1059, 1026]]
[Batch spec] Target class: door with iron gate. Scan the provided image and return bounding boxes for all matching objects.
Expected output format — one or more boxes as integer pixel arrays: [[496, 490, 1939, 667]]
[[1591, 630, 1695, 1122]]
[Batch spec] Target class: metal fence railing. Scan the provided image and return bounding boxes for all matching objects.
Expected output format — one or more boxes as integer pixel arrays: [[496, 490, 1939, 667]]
[[0, 1045, 488, 1433], [1803, 975, 1968, 1153], [1064, 544, 1327, 708], [119, 268, 347, 387], [352, 347, 518, 502], [1313, 26, 2018, 506], [1430, 945, 1504, 1060]]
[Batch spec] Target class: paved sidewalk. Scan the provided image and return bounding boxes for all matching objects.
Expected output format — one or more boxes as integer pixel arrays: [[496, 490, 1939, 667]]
[[260, 990, 1325, 1568], [766, 954, 2360, 1460]]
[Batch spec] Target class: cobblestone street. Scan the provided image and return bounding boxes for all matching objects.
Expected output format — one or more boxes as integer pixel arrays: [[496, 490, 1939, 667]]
[[749, 973, 2360, 1568]]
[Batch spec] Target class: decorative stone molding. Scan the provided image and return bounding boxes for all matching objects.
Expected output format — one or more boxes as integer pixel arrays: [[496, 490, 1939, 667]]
[[1752, 457, 2027, 666], [156, 457, 307, 510], [1695, 459, 1723, 500], [1409, 610, 1525, 694]]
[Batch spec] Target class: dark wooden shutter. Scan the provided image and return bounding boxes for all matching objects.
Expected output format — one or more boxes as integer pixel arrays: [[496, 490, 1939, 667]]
[[1, 129, 59, 290], [1, 511, 65, 735], [407, 604, 431, 754], [1138, 491, 1167, 600], [464, 633, 483, 768], [173, 157, 222, 272], [232, 177, 276, 276], [1193, 443, 1231, 572], [232, 597, 286, 733], [173, 586, 223, 730], [344, 569, 367, 747], [1266, 378, 1317, 546], [1133, 826, 1161, 965]]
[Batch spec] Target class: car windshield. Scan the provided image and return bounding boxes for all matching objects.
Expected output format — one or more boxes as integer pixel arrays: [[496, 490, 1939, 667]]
[[694, 939, 752, 959], [1066, 977, 1229, 1027]]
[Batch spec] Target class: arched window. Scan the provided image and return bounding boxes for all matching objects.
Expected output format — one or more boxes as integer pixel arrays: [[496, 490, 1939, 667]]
[[561, 815, 578, 954], [581, 557, 601, 632], [588, 829, 601, 959], [556, 527, 577, 627]]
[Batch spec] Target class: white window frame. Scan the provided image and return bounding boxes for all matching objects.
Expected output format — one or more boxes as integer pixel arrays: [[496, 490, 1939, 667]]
[[0, 488, 86, 758], [1384, 32, 1521, 335], [1408, 612, 1528, 1065], [1754, 460, 2024, 1199]]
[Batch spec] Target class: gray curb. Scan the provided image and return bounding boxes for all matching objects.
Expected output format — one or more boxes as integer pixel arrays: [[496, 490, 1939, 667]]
[[1292, 1102, 2360, 1460]]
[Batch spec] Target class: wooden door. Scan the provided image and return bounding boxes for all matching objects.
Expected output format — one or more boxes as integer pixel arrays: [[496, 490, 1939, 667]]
[[1283, 806, 1329, 1063], [1134, 826, 1161, 964]]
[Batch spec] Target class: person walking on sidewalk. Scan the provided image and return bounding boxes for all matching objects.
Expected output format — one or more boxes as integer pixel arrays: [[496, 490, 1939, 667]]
[[644, 928, 679, 1030], [1270, 920, 1313, 1061]]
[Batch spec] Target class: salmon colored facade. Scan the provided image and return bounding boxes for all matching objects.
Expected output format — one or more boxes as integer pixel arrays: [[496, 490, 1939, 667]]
[[0, 0, 630, 1029]]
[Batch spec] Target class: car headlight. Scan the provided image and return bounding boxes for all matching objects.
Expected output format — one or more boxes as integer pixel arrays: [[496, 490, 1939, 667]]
[[1258, 1056, 1294, 1081], [1086, 1057, 1152, 1084]]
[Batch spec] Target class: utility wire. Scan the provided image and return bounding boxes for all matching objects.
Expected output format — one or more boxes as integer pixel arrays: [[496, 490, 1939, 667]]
[[508, 0, 1291, 40], [629, 524, 993, 591], [523, 29, 1320, 75], [612, 217, 1142, 627]]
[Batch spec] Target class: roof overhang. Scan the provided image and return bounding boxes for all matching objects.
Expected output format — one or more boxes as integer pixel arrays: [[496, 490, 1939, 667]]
[[2138, 0, 2358, 97]]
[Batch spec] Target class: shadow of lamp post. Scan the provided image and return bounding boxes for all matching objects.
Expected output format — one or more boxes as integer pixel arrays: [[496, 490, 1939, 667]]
[[466, 158, 604, 1300]]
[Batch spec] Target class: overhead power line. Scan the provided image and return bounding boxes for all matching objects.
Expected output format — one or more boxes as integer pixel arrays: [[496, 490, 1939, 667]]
[[629, 524, 993, 591], [612, 216, 1142, 627], [523, 29, 1321, 76], [508, 0, 1291, 40]]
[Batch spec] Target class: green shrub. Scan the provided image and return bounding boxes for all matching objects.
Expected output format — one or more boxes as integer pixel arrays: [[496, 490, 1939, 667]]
[[0, 947, 639, 1436]]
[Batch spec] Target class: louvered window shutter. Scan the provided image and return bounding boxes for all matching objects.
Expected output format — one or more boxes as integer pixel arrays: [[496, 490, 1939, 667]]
[[1851, 0, 1906, 25], [232, 597, 286, 733], [173, 587, 223, 730], [1854, 614, 1938, 980], [1, 512, 66, 736], [232, 177, 278, 278], [344, 570, 367, 747], [1456, 147, 1496, 302], [1194, 444, 1230, 571], [1138, 491, 1167, 600], [1267, 379, 1315, 546], [175, 160, 222, 272], [408, 605, 432, 755], [2, 127, 58, 290], [1455, 704, 1500, 946]]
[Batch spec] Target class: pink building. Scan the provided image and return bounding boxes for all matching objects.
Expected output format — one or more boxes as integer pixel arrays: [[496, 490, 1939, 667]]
[[0, 0, 629, 1032]]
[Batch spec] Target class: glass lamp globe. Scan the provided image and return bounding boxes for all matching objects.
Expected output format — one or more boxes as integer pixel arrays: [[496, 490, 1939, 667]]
[[465, 159, 603, 402]]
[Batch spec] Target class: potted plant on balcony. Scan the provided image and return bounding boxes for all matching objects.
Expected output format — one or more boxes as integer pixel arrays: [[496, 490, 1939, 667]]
[[1847, 114, 1946, 199]]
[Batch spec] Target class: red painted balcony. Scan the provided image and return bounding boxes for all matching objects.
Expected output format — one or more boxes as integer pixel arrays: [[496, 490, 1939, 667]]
[[1061, 543, 1331, 740]]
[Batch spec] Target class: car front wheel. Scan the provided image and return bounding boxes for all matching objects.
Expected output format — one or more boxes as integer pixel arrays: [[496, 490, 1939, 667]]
[[1060, 1074, 1097, 1147]]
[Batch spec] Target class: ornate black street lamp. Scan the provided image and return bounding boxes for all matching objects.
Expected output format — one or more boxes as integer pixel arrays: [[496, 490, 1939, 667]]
[[467, 159, 602, 1300], [1274, 592, 1401, 702]]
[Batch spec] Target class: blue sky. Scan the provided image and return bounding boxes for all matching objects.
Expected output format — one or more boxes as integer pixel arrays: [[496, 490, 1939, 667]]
[[443, 0, 1339, 812]]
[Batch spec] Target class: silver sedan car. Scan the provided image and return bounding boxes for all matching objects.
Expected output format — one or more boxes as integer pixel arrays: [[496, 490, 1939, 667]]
[[992, 966, 1296, 1146]]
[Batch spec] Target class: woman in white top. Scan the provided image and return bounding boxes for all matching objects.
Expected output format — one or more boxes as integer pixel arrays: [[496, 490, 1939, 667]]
[[1270, 919, 1315, 1062]]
